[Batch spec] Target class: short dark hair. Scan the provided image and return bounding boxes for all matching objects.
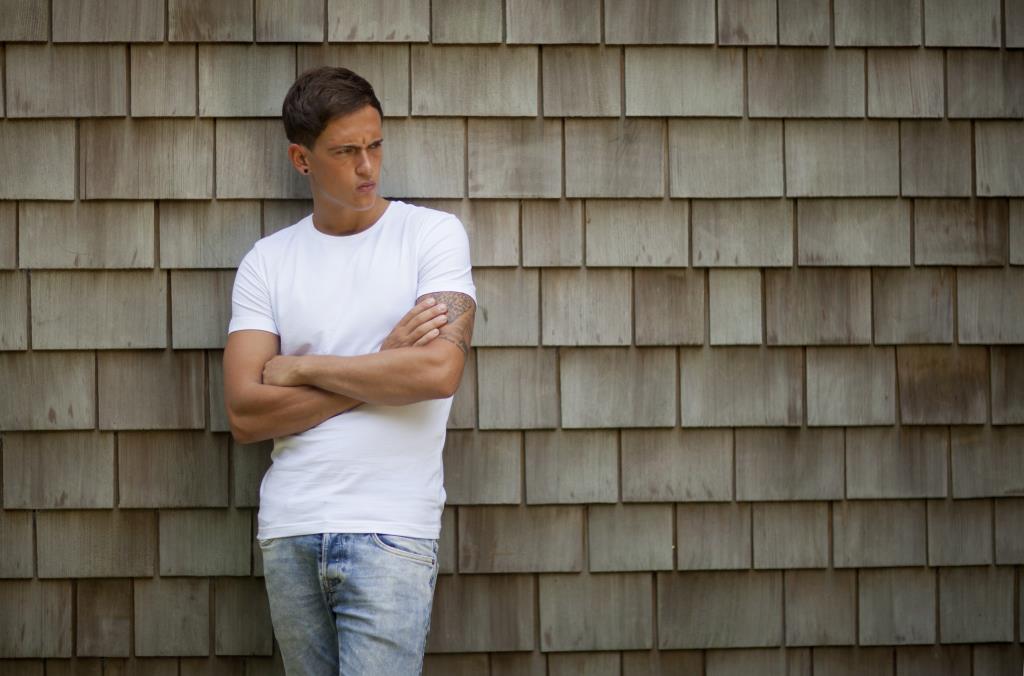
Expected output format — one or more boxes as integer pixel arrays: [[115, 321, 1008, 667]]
[[282, 66, 384, 149]]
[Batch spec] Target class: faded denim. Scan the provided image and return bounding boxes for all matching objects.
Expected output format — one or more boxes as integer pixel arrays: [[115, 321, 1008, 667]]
[[258, 532, 440, 676]]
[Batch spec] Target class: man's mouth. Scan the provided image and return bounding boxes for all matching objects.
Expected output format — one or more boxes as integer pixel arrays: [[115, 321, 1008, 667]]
[[357, 182, 376, 192]]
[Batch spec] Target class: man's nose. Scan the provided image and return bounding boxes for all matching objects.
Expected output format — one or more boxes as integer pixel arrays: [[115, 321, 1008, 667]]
[[356, 149, 373, 173]]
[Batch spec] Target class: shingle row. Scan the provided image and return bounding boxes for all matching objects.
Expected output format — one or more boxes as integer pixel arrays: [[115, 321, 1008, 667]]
[[4, 119, 1023, 200], [2, 198, 1022, 271], [4, 266, 1023, 353], [2, 0, 1022, 47], [4, 44, 1023, 119], [0, 348, 1021, 430]]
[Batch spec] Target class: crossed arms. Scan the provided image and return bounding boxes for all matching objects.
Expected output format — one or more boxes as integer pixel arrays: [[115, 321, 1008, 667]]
[[223, 291, 476, 444]]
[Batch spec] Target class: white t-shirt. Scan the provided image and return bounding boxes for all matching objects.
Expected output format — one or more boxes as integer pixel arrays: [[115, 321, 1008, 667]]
[[228, 199, 476, 540]]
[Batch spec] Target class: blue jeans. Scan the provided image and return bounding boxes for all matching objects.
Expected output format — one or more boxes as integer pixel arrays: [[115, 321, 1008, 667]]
[[258, 532, 440, 676]]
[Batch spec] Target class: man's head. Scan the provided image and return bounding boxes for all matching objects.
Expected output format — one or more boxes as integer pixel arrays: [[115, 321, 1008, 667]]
[[283, 67, 385, 213]]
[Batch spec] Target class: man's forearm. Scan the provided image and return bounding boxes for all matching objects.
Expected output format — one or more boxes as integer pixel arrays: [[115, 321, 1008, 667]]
[[290, 346, 460, 406], [229, 382, 361, 444]]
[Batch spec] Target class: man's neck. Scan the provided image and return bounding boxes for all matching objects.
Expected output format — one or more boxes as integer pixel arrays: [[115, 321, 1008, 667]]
[[311, 197, 390, 237]]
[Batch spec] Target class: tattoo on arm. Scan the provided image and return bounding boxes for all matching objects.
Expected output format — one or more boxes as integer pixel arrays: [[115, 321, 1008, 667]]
[[417, 291, 475, 356]]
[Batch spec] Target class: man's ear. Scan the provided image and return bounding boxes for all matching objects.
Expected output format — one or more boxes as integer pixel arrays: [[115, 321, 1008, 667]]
[[287, 143, 310, 175]]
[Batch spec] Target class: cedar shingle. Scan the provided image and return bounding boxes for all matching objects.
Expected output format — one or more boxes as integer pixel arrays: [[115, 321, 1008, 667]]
[[846, 427, 948, 499], [0, 121, 75, 200], [31, 271, 166, 349], [749, 48, 864, 117], [834, 0, 920, 45], [521, 200, 583, 267], [736, 428, 844, 501], [506, 0, 600, 43], [0, 581, 71, 658], [0, 511, 33, 577], [785, 569, 857, 646], [585, 199, 688, 267], [657, 571, 782, 649], [0, 0, 49, 40], [131, 45, 197, 117], [468, 118, 561, 198], [566, 119, 664, 198], [927, 499, 993, 566], [170, 270, 234, 349], [98, 351, 205, 430], [255, 0, 323, 41], [676, 502, 751, 570], [77, 580, 131, 657], [199, 45, 296, 117], [959, 268, 1024, 343], [459, 505, 583, 572], [634, 268, 705, 346], [692, 198, 793, 267], [806, 346, 896, 426], [214, 578, 273, 655], [119, 432, 229, 507], [0, 352, 95, 430], [524, 430, 618, 504], [833, 500, 927, 567], [378, 119, 464, 198], [798, 198, 911, 266], [681, 347, 803, 427], [562, 348, 676, 427], [81, 119, 213, 199], [709, 269, 761, 345], [159, 200, 260, 269], [539, 573, 653, 650], [872, 267, 954, 344], [993, 347, 1024, 424], [785, 120, 899, 197], [900, 121, 973, 197], [866, 49, 944, 118], [169, 0, 253, 41], [948, 51, 1024, 119], [669, 120, 783, 198], [0, 271, 26, 349], [765, 268, 872, 345], [542, 268, 632, 345], [626, 47, 742, 116], [36, 510, 155, 578], [897, 346, 988, 424], [924, 0, 1001, 46], [717, 0, 776, 44], [426, 575, 535, 652], [159, 509, 251, 576], [134, 578, 210, 656], [622, 429, 732, 502], [477, 347, 558, 429], [52, 0, 163, 41], [19, 201, 154, 269], [588, 504, 673, 571], [752, 502, 829, 569], [7, 45, 125, 117], [2, 431, 115, 509], [216, 120, 310, 199], [778, 0, 829, 45], [859, 568, 936, 645], [430, 0, 503, 43], [411, 46, 536, 116], [951, 426, 1024, 498], [938, 566, 1014, 643], [327, 0, 429, 41], [544, 46, 621, 117], [443, 430, 522, 505], [976, 122, 1024, 197], [604, 0, 715, 44]]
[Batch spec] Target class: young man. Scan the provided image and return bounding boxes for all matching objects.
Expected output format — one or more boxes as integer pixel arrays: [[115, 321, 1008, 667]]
[[223, 67, 476, 675]]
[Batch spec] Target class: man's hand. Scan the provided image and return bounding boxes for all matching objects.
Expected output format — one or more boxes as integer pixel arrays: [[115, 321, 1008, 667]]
[[380, 296, 449, 350], [262, 296, 450, 387]]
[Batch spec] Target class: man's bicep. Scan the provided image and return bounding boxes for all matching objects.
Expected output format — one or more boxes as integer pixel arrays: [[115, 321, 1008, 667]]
[[223, 330, 280, 394], [415, 291, 475, 356]]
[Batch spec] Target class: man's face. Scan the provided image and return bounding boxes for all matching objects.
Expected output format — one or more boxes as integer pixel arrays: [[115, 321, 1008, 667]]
[[301, 104, 383, 211]]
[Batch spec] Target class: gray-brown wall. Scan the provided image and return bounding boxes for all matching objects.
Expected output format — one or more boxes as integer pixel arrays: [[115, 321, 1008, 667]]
[[1, 0, 1024, 674]]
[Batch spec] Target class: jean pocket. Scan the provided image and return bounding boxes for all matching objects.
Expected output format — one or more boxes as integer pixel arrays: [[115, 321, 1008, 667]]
[[370, 532, 437, 567]]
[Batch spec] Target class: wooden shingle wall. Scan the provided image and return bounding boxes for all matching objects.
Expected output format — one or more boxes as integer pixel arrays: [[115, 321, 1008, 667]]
[[1, 0, 1023, 673]]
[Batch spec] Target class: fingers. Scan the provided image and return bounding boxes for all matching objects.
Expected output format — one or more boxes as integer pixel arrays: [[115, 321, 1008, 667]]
[[414, 328, 440, 346], [409, 302, 447, 329], [409, 313, 447, 341]]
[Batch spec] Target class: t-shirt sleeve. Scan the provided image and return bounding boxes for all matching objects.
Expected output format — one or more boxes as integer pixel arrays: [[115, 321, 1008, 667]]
[[228, 247, 279, 335], [416, 215, 476, 302]]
